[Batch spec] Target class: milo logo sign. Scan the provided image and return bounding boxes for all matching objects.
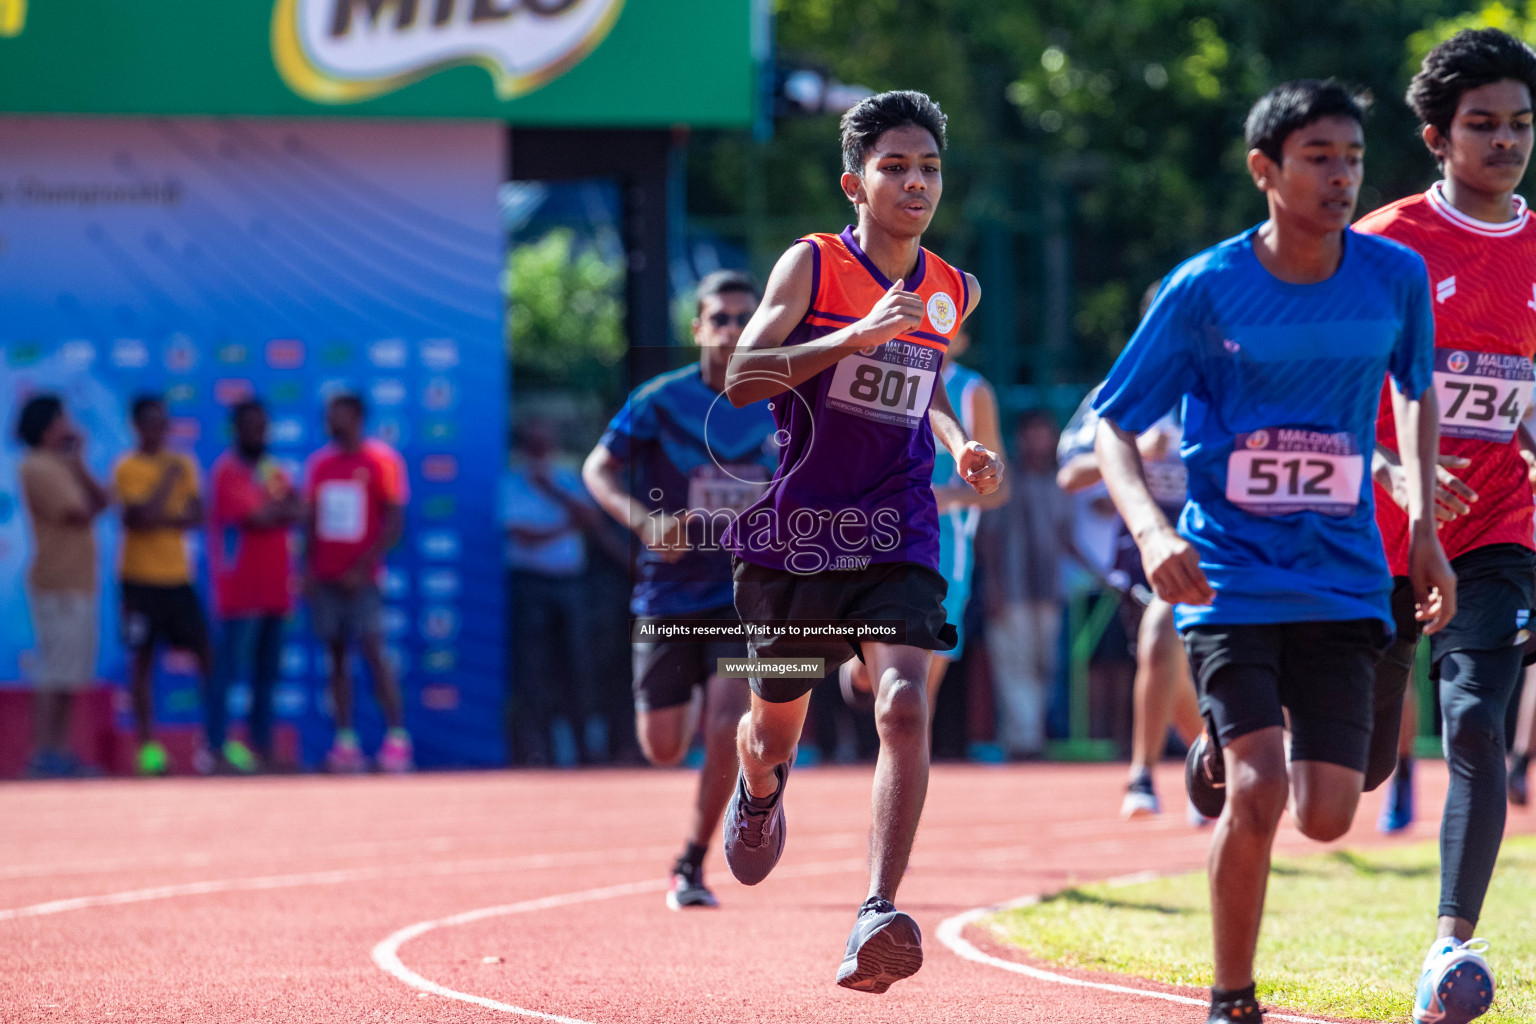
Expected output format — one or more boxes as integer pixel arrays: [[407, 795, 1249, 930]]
[[273, 0, 625, 103]]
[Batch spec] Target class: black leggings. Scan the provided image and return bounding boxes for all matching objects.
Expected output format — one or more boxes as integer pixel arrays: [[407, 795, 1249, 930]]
[[1437, 645, 1525, 924]]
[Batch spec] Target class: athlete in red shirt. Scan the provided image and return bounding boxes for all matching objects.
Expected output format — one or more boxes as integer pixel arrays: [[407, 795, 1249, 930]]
[[1355, 29, 1536, 1024], [303, 392, 413, 773], [207, 398, 303, 770]]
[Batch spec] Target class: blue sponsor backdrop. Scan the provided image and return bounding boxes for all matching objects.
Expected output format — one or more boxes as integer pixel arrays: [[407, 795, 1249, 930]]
[[0, 117, 507, 767]]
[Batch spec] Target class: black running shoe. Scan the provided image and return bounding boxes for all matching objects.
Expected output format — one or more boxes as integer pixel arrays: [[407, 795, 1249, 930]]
[[836, 897, 924, 993], [665, 862, 718, 910], [722, 760, 790, 885], [1208, 994, 1263, 1023], [1186, 728, 1227, 820]]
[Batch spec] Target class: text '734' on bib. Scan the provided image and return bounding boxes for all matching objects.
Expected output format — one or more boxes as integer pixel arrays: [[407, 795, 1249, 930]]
[[1226, 429, 1363, 517], [1434, 348, 1534, 444]]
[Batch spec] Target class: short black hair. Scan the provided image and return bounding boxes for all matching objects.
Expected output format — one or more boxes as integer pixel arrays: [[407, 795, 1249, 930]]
[[230, 397, 265, 423], [1408, 28, 1536, 138], [16, 394, 63, 449], [840, 90, 947, 176], [1245, 79, 1368, 164], [694, 270, 758, 317], [328, 391, 366, 419], [130, 394, 164, 424]]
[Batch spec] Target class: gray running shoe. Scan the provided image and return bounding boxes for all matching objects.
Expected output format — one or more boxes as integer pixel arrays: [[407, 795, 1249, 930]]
[[665, 867, 718, 910], [722, 760, 790, 885], [836, 897, 924, 993]]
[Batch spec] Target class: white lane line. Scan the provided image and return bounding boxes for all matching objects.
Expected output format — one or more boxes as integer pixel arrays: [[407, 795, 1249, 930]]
[[937, 894, 1336, 1024], [369, 857, 868, 1022], [0, 852, 669, 922]]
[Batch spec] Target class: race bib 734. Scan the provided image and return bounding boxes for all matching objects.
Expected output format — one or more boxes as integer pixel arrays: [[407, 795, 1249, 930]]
[[1225, 429, 1362, 517], [1434, 348, 1534, 443]]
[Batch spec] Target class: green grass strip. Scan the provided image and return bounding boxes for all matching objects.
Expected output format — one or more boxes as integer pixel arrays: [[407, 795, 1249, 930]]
[[984, 836, 1536, 1022]]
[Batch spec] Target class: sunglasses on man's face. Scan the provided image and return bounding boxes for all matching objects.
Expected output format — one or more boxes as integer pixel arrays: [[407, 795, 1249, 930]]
[[706, 311, 753, 328]]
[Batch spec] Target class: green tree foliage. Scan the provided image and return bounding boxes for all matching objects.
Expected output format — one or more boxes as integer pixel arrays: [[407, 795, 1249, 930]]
[[691, 0, 1514, 389], [506, 228, 625, 393]]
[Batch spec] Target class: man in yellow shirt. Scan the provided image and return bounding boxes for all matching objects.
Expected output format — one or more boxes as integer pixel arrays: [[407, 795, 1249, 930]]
[[114, 395, 213, 775]]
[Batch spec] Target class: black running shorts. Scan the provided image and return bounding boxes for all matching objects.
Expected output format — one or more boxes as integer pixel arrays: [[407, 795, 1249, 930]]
[[731, 557, 955, 703], [1183, 618, 1386, 772], [1428, 543, 1536, 670], [121, 582, 209, 653], [631, 606, 749, 713], [1365, 577, 1423, 791]]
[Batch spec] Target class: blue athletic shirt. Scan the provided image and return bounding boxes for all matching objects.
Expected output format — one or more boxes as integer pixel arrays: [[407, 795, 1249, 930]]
[[1093, 225, 1434, 632], [601, 364, 778, 617]]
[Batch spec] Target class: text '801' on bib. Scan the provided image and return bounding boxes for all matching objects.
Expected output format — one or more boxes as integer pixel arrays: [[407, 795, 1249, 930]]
[[1225, 429, 1363, 517], [827, 340, 942, 427]]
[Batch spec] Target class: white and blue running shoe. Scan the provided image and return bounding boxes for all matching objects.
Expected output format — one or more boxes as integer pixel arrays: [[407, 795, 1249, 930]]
[[1414, 937, 1494, 1024]]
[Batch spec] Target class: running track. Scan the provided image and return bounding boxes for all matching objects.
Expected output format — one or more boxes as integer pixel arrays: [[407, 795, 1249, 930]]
[[3, 762, 1530, 1023]]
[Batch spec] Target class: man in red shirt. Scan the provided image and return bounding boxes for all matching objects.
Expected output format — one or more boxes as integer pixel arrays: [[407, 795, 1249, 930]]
[[207, 398, 302, 772], [303, 393, 412, 773], [1357, 29, 1536, 1024]]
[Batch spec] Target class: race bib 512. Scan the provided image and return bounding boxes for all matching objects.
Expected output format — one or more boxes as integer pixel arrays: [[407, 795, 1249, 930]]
[[1225, 429, 1362, 517], [1434, 348, 1534, 443], [827, 340, 941, 427]]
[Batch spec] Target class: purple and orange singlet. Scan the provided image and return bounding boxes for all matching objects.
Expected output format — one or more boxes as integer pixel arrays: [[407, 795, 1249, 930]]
[[726, 226, 968, 575]]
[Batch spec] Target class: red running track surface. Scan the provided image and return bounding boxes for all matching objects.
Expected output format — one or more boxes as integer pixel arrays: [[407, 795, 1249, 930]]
[[2, 761, 1530, 1023]]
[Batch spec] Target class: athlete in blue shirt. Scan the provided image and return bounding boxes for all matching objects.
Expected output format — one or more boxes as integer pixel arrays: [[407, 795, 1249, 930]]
[[1095, 81, 1456, 1024], [583, 271, 777, 911]]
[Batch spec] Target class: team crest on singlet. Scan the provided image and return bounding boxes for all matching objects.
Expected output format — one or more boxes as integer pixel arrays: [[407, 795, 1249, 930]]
[[926, 292, 958, 333]]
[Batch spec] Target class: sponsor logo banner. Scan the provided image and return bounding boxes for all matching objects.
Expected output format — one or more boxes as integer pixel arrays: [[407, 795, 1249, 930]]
[[273, 0, 626, 104]]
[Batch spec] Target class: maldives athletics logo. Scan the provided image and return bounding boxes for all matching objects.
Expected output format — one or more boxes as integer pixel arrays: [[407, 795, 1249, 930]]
[[272, 0, 626, 104]]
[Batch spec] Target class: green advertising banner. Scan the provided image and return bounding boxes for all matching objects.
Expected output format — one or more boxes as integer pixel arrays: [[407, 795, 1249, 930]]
[[0, 0, 762, 125]]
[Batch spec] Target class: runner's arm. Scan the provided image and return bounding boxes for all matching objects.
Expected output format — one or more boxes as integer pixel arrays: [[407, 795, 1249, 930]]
[[931, 380, 1002, 497], [1095, 416, 1212, 605], [933, 380, 1009, 509], [1371, 442, 1475, 522], [726, 244, 924, 407], [581, 442, 685, 561], [1390, 384, 1456, 632]]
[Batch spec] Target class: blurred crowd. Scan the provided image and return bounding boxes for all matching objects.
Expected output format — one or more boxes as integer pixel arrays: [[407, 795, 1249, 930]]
[[17, 390, 413, 777]]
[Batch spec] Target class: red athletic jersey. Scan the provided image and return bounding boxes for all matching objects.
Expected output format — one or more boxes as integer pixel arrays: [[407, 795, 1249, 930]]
[[1356, 184, 1536, 574], [303, 440, 409, 582], [209, 451, 295, 618]]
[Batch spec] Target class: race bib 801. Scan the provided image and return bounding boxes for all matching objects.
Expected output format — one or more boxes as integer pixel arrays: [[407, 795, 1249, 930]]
[[1225, 429, 1362, 517], [1433, 348, 1534, 443], [827, 340, 942, 428]]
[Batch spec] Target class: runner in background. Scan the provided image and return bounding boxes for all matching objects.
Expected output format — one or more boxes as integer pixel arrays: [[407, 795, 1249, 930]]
[[1353, 31, 1536, 1023], [839, 327, 1008, 711], [1057, 281, 1206, 823], [583, 270, 776, 909]]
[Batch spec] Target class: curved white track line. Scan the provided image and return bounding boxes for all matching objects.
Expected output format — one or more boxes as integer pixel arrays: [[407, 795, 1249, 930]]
[[370, 857, 867, 1021], [937, 896, 1336, 1024], [371, 878, 664, 1024]]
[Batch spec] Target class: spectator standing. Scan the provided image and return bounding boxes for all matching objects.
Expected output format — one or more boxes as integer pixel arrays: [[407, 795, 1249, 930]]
[[503, 419, 601, 765], [115, 395, 214, 776], [17, 395, 109, 777], [303, 393, 412, 773], [979, 411, 1075, 757], [207, 398, 302, 772]]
